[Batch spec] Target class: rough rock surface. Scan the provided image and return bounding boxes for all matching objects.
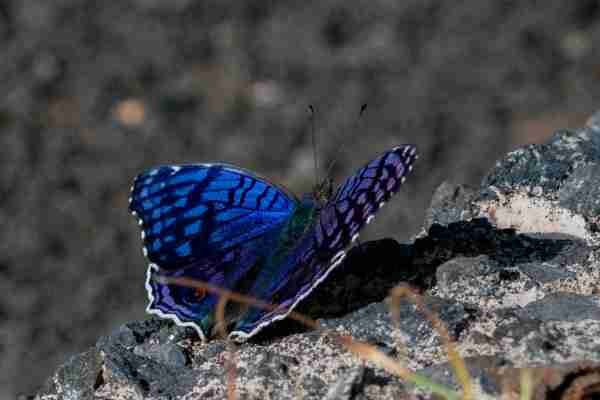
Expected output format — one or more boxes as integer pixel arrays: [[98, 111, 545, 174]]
[[37, 115, 600, 399]]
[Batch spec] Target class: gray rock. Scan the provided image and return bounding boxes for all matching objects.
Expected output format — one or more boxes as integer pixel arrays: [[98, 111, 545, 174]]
[[418, 355, 512, 396], [492, 312, 543, 342], [517, 262, 575, 283], [436, 255, 496, 289], [132, 341, 187, 370], [38, 349, 102, 400], [320, 297, 472, 347], [558, 163, 600, 221], [519, 293, 600, 322], [422, 182, 480, 231], [323, 366, 364, 400], [482, 128, 600, 198]]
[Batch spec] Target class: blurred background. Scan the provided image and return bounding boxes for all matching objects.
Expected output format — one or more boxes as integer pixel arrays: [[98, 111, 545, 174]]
[[1, 0, 599, 397]]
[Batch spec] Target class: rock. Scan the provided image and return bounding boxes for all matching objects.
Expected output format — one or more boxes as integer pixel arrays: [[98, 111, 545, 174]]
[[37, 112, 600, 399], [436, 256, 496, 289], [322, 366, 364, 400], [509, 320, 600, 365], [518, 292, 600, 322], [422, 182, 480, 232], [482, 128, 600, 199], [558, 163, 600, 222], [418, 355, 511, 396], [475, 128, 600, 240], [516, 262, 575, 283], [320, 296, 472, 347], [37, 349, 103, 400]]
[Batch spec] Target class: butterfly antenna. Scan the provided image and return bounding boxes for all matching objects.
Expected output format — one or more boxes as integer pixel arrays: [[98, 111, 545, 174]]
[[308, 104, 319, 186], [325, 103, 368, 179]]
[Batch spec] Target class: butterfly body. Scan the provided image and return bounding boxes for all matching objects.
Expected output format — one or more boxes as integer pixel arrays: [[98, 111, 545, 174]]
[[130, 145, 417, 341]]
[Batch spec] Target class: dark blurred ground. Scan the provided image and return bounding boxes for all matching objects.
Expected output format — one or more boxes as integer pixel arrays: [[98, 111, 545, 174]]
[[1, 0, 599, 397]]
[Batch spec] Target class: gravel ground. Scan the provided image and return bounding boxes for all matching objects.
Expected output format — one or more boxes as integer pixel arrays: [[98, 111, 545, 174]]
[[1, 0, 600, 397]]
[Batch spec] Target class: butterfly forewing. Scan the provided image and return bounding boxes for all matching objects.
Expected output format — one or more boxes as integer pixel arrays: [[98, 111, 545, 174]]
[[129, 164, 297, 268]]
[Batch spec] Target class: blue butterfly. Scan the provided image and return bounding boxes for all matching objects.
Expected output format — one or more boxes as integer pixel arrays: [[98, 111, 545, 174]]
[[129, 145, 417, 341]]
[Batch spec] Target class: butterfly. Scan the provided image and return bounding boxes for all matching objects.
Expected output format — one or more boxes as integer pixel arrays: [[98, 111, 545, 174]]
[[129, 145, 417, 341]]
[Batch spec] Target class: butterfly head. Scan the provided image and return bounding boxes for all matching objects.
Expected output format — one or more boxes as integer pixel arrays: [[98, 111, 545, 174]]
[[312, 177, 334, 205]]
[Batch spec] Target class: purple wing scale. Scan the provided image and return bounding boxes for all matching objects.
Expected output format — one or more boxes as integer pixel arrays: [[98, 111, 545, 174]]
[[230, 145, 418, 339]]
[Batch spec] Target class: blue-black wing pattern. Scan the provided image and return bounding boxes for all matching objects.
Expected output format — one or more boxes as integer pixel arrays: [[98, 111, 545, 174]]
[[129, 164, 297, 270]]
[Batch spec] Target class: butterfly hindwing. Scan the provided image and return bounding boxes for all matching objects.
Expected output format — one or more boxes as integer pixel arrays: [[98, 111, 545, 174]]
[[231, 145, 418, 338], [129, 164, 299, 338], [144, 245, 269, 338]]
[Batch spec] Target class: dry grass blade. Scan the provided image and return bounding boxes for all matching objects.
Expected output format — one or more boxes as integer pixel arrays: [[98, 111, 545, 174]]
[[215, 294, 230, 339], [519, 368, 532, 400], [390, 285, 474, 400], [338, 336, 462, 400], [216, 294, 237, 400], [157, 275, 462, 399]]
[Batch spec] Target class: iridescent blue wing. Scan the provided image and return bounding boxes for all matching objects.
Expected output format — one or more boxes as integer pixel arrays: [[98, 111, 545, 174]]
[[130, 164, 297, 268], [129, 164, 298, 339], [230, 145, 418, 340]]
